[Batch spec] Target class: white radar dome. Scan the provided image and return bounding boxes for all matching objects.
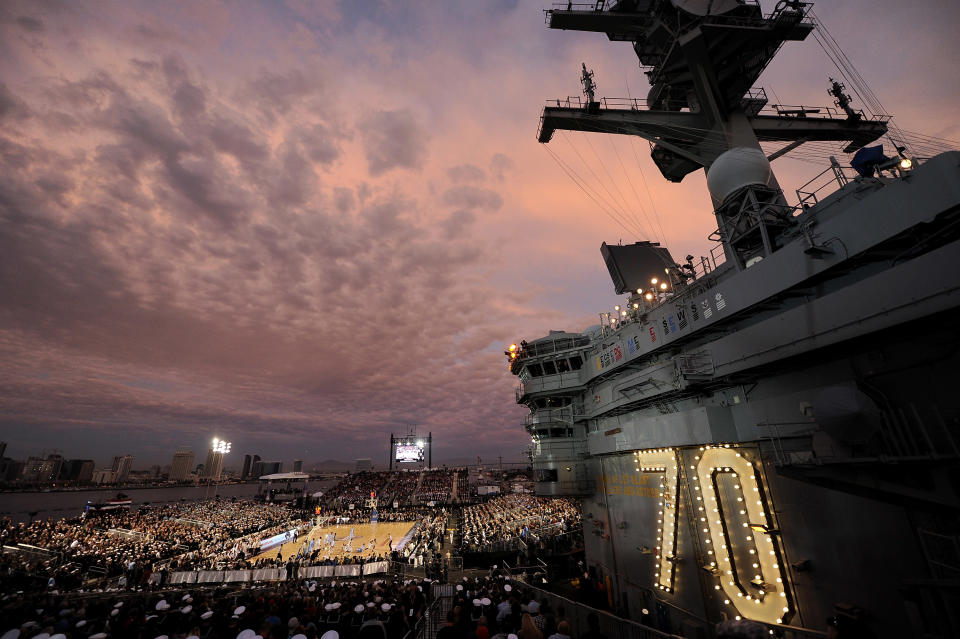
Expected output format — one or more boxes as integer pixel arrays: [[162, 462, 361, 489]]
[[706, 147, 774, 204]]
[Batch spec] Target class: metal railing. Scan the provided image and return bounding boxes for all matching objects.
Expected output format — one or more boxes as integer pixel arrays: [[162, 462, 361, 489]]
[[445, 556, 464, 573], [545, 95, 694, 113], [546, 2, 615, 18], [521, 580, 828, 639], [526, 408, 577, 428], [417, 587, 451, 639], [517, 371, 585, 400], [519, 581, 681, 639], [514, 335, 591, 360], [467, 537, 524, 554], [796, 163, 860, 208], [760, 102, 890, 123], [544, 89, 887, 125], [391, 560, 427, 578]]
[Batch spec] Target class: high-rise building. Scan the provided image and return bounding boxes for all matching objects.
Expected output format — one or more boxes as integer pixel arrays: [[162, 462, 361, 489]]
[[92, 468, 114, 484], [77, 459, 94, 483], [60, 459, 95, 484], [22, 455, 64, 484], [292, 460, 303, 472], [241, 454, 252, 479], [111, 455, 133, 483], [251, 460, 282, 477], [21, 456, 44, 483], [0, 441, 6, 459], [0, 458, 24, 481], [263, 461, 282, 474], [202, 448, 224, 480], [169, 448, 194, 481]]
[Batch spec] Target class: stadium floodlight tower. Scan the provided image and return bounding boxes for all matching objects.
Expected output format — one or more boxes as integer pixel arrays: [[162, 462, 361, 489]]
[[207, 438, 231, 498]]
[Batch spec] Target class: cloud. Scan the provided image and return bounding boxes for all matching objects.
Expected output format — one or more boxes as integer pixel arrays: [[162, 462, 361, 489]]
[[447, 163, 486, 183], [15, 15, 44, 32], [441, 185, 502, 212], [358, 108, 428, 176], [207, 115, 270, 167], [239, 68, 321, 124], [490, 153, 515, 182], [333, 186, 355, 213], [440, 209, 476, 238], [0, 82, 29, 120], [0, 31, 529, 464], [298, 122, 343, 165]]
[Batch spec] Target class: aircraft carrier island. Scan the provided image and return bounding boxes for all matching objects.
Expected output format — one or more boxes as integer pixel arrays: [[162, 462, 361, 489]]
[[508, 1, 960, 636]]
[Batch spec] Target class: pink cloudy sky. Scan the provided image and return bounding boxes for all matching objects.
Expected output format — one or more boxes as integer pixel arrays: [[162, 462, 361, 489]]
[[1, 0, 957, 469]]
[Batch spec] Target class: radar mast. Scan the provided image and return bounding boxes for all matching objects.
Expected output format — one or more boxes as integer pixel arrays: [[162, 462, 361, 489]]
[[538, 1, 889, 269]]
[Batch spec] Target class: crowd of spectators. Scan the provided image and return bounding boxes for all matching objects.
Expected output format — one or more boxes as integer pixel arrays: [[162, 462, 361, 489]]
[[428, 574, 579, 639], [0, 478, 586, 606], [395, 511, 449, 571], [323, 469, 469, 509], [0, 501, 302, 594], [0, 490, 585, 595], [412, 471, 454, 505], [459, 496, 580, 552], [384, 472, 420, 505], [0, 563, 589, 639], [0, 575, 439, 639], [322, 473, 396, 509]]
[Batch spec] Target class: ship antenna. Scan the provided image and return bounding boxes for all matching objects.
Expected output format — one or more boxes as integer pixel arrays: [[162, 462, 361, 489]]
[[580, 63, 596, 105], [827, 78, 861, 122]]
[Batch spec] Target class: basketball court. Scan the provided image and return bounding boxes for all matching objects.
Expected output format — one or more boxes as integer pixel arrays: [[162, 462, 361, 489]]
[[250, 519, 417, 563]]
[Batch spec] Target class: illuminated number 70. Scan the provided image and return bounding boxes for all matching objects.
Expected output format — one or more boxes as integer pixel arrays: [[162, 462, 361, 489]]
[[635, 445, 795, 625]]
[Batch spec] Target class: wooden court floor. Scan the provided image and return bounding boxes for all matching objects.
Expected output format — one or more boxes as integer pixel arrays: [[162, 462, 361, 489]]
[[250, 520, 416, 563]]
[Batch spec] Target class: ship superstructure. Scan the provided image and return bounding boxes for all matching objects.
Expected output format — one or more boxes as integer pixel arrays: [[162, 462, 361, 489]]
[[510, 1, 960, 636]]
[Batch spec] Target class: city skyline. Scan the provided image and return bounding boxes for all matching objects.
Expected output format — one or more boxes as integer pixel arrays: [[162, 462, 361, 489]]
[[1, 1, 958, 464], [0, 438, 497, 475]]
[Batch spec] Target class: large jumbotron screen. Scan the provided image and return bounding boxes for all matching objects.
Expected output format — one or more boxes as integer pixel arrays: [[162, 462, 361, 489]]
[[395, 443, 423, 463]]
